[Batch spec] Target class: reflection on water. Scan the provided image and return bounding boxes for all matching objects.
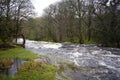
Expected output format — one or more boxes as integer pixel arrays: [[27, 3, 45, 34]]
[[20, 39, 120, 80], [8, 58, 23, 76], [0, 58, 23, 76]]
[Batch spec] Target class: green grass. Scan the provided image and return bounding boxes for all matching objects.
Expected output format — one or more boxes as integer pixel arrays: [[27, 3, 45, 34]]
[[0, 48, 57, 80], [84, 40, 96, 44], [15, 62, 57, 80], [0, 47, 37, 60], [0, 62, 57, 80], [41, 38, 53, 42]]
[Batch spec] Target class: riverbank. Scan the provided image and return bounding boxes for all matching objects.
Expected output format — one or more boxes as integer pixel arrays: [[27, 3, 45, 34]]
[[0, 47, 57, 80]]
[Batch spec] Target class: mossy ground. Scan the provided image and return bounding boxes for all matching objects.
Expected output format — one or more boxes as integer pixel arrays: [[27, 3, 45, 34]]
[[0, 62, 57, 80], [0, 47, 37, 60], [0, 47, 57, 80], [15, 62, 57, 80]]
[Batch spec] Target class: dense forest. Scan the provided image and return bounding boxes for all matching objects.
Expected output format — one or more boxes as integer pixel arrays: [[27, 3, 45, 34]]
[[0, 0, 120, 47], [0, 0, 34, 46]]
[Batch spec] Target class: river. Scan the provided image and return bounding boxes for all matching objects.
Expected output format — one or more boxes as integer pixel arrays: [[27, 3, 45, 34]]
[[18, 39, 120, 80]]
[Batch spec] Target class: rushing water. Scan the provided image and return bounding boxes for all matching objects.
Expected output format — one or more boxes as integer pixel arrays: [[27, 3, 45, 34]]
[[18, 39, 120, 80]]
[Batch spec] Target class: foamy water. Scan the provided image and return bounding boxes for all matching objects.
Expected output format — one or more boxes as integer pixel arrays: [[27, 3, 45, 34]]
[[17, 39, 120, 80]]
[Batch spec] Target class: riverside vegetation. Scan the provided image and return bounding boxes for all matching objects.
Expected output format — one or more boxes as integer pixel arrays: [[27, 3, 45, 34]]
[[0, 47, 57, 80]]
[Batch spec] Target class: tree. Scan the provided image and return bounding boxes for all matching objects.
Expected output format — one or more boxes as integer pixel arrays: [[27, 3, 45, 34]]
[[82, 0, 95, 41], [12, 0, 34, 43], [92, 0, 120, 47], [0, 0, 34, 45], [0, 0, 13, 43], [20, 0, 120, 48]]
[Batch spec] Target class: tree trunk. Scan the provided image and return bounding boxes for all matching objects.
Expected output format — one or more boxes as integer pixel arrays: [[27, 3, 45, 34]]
[[15, 34, 26, 48], [21, 34, 26, 48]]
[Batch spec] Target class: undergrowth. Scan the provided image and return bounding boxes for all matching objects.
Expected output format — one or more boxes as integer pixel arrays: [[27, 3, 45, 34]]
[[0, 62, 57, 80], [0, 48, 57, 80]]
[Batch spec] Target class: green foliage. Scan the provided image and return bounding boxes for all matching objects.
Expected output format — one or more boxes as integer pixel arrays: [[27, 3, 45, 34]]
[[0, 57, 13, 69], [72, 37, 80, 43], [0, 62, 57, 80], [21, 0, 120, 47], [0, 47, 37, 60], [15, 62, 57, 80], [0, 47, 37, 76], [0, 48, 57, 80], [0, 0, 34, 43], [0, 75, 13, 80], [84, 40, 96, 44]]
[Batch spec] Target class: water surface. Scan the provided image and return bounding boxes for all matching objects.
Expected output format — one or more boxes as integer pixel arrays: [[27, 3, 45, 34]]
[[18, 39, 120, 80]]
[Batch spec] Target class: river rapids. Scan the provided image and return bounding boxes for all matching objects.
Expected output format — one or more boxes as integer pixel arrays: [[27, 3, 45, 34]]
[[18, 39, 120, 80]]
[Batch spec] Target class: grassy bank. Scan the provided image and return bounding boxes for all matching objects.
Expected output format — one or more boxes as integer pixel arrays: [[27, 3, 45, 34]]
[[0, 47, 37, 60], [0, 62, 57, 80], [0, 47, 57, 80]]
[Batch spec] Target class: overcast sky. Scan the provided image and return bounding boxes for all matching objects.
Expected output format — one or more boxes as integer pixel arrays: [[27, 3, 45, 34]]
[[31, 0, 61, 17]]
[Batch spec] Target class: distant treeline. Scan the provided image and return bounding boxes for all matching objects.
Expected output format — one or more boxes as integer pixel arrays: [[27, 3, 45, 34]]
[[22, 0, 120, 48], [0, 0, 120, 48]]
